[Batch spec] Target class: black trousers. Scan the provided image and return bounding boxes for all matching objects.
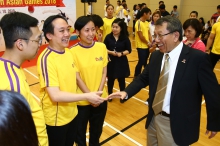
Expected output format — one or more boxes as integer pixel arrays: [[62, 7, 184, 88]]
[[76, 101, 107, 146], [209, 51, 220, 69], [107, 77, 125, 94], [46, 115, 78, 146], [134, 48, 149, 77]]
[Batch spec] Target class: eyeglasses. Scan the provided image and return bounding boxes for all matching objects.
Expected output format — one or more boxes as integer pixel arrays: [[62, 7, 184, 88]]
[[152, 31, 176, 40], [14, 38, 42, 46]]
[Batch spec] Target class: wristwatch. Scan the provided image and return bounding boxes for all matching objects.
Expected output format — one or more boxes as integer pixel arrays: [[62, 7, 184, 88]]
[[121, 52, 123, 56]]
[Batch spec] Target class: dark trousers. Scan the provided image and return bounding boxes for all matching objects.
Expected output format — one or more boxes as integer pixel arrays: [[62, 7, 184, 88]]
[[46, 115, 78, 146], [134, 48, 149, 77], [209, 51, 220, 69], [76, 101, 107, 146], [133, 20, 136, 33], [107, 77, 125, 94]]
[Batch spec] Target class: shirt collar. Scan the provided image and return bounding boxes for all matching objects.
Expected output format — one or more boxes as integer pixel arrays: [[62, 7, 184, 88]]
[[164, 42, 183, 62]]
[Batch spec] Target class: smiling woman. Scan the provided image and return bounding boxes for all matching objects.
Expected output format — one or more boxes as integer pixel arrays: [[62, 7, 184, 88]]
[[70, 16, 108, 146]]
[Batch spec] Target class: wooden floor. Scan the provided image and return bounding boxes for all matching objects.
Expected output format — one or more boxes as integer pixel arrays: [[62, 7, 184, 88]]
[[25, 34, 220, 146]]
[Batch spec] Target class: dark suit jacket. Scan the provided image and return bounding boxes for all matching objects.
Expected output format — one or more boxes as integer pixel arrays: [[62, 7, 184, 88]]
[[124, 44, 220, 145]]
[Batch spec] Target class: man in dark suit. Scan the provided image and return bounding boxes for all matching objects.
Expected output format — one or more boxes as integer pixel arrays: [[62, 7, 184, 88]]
[[108, 16, 220, 145]]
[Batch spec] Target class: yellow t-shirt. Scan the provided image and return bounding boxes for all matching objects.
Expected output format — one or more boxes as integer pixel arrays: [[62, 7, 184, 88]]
[[37, 47, 78, 126], [70, 42, 108, 105], [0, 58, 48, 146], [135, 20, 150, 49], [100, 17, 116, 42], [210, 22, 220, 54]]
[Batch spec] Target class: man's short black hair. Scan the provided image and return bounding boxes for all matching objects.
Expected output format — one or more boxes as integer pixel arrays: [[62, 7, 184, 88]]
[[42, 15, 68, 42], [159, 4, 165, 9], [0, 12, 38, 49]]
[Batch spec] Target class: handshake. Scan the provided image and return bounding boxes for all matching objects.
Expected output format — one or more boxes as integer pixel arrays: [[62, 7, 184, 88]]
[[89, 91, 127, 107]]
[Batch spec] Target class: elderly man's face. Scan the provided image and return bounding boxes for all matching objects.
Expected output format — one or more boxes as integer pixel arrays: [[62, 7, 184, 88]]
[[154, 23, 178, 53]]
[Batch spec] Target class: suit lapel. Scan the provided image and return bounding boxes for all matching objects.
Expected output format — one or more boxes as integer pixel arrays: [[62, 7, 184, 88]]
[[150, 51, 164, 98], [170, 45, 190, 102]]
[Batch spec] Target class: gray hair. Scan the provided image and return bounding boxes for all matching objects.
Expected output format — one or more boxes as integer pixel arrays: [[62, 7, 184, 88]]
[[155, 16, 182, 41]]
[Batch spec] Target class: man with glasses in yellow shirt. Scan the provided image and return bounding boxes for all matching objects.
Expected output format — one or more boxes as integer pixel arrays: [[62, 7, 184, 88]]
[[0, 12, 48, 146]]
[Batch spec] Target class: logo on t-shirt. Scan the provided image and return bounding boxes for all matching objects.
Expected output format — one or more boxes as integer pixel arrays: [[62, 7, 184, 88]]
[[95, 57, 103, 61]]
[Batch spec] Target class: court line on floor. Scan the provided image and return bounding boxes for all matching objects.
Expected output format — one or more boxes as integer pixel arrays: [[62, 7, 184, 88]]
[[100, 115, 147, 146]]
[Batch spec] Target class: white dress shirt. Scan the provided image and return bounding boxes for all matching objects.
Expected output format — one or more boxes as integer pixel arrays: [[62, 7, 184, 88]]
[[162, 42, 183, 114]]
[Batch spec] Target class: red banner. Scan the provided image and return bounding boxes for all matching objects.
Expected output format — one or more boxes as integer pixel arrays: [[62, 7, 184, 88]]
[[0, 0, 65, 7]]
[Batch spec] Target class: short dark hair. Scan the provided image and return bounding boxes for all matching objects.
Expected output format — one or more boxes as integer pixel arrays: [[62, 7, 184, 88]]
[[133, 4, 137, 11], [217, 5, 220, 9], [190, 11, 198, 17], [111, 18, 128, 38], [0, 90, 38, 146], [155, 16, 183, 41], [141, 3, 146, 8], [159, 4, 165, 9], [173, 5, 177, 9], [0, 12, 38, 49], [74, 16, 94, 32], [159, 1, 164, 5], [140, 8, 151, 17], [183, 18, 202, 38], [42, 15, 68, 42], [90, 14, 104, 28], [106, 4, 114, 10]]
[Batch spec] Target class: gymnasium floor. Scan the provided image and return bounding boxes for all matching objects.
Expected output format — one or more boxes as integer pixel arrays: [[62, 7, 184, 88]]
[[23, 35, 220, 146]]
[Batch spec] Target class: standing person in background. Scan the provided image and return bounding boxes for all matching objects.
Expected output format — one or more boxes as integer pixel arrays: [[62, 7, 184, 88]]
[[100, 4, 116, 42], [149, 11, 161, 53], [210, 5, 220, 26], [104, 0, 110, 17], [90, 14, 104, 42], [159, 1, 164, 6], [115, 0, 123, 18], [87, 2, 92, 16], [0, 91, 38, 146], [183, 18, 206, 52], [70, 16, 108, 146], [189, 11, 198, 19], [171, 5, 179, 19], [122, 3, 129, 26], [134, 8, 152, 78], [104, 18, 131, 102], [159, 4, 170, 17], [37, 15, 105, 146], [206, 18, 220, 70], [199, 17, 205, 29], [136, 3, 146, 20], [132, 4, 140, 35], [0, 12, 48, 146]]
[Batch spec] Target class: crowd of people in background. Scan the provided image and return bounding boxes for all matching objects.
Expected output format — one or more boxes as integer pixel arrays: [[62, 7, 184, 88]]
[[0, 1, 220, 146]]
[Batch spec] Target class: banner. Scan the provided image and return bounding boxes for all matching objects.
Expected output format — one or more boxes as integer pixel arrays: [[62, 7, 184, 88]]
[[0, 0, 76, 51], [0, 0, 65, 7]]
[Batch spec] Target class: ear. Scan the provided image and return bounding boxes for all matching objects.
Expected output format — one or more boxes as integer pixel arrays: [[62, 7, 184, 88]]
[[75, 30, 80, 36], [173, 31, 180, 43], [46, 33, 53, 41], [15, 39, 24, 51]]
